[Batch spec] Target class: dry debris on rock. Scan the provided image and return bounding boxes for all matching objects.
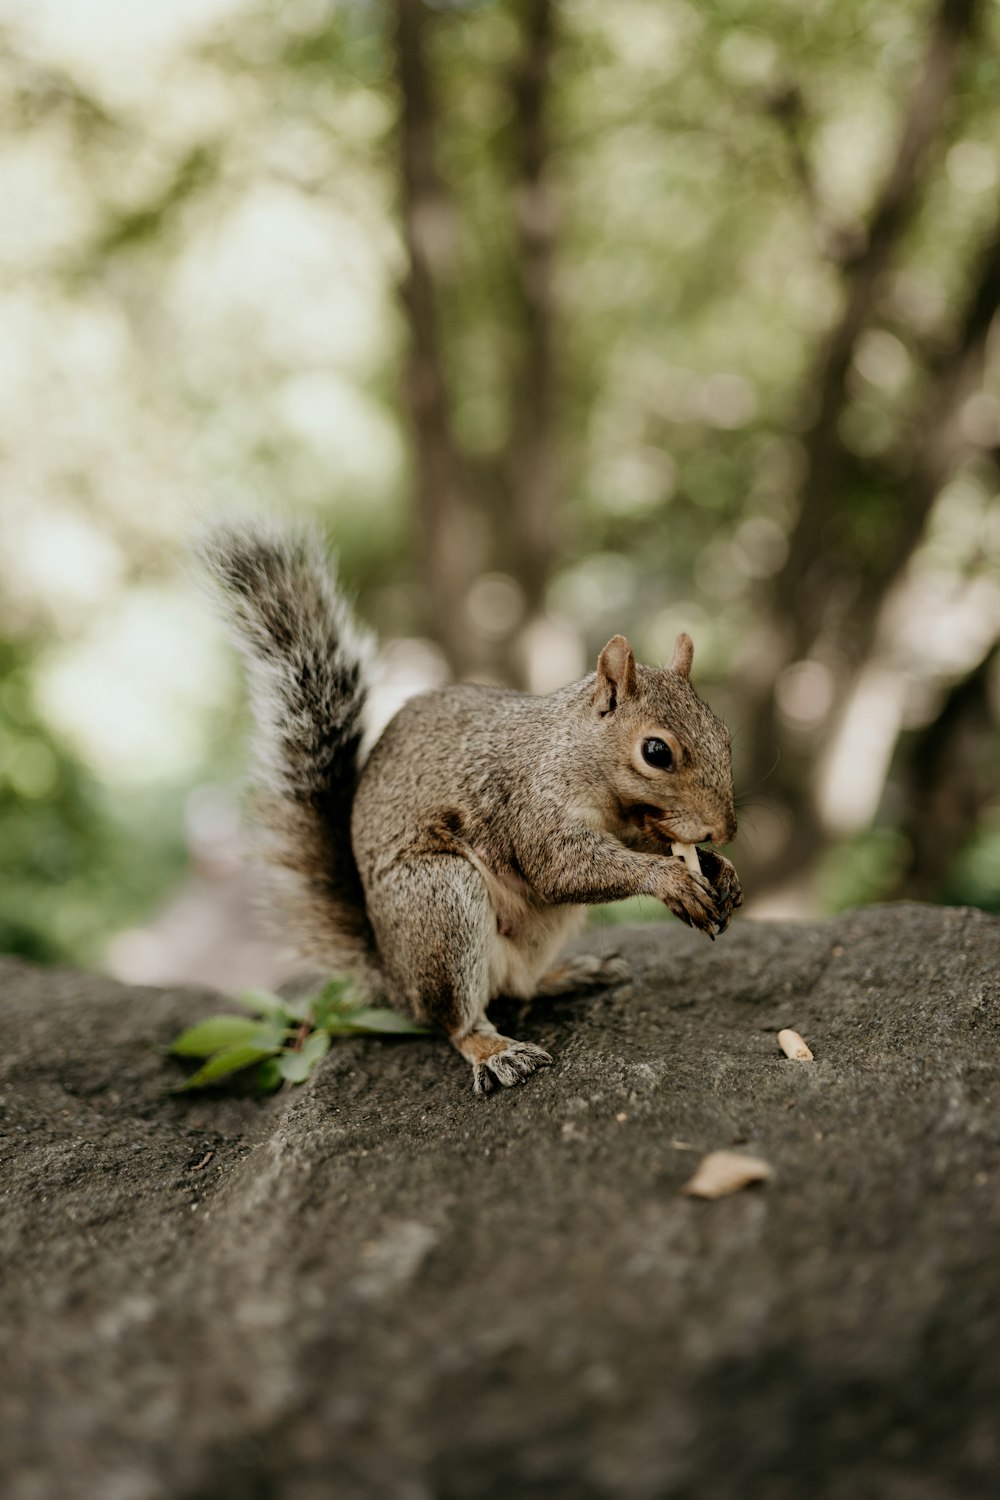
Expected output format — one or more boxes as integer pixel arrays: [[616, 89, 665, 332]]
[[1, 902, 999, 1500], [777, 1027, 814, 1060], [681, 1149, 772, 1198]]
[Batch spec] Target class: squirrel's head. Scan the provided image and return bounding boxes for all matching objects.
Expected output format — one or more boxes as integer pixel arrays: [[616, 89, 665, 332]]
[[591, 632, 737, 848]]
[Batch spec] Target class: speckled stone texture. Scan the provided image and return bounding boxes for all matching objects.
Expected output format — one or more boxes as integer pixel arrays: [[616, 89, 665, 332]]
[[1, 903, 998, 1500]]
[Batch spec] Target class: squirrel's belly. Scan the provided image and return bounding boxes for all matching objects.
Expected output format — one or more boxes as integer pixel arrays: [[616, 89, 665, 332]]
[[486, 903, 586, 1000]]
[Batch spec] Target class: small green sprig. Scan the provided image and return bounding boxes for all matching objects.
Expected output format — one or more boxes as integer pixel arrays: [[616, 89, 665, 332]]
[[169, 978, 429, 1093]]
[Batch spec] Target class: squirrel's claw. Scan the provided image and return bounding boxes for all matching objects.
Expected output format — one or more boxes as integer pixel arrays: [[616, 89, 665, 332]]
[[469, 1038, 553, 1096], [691, 848, 743, 936], [664, 864, 721, 936]]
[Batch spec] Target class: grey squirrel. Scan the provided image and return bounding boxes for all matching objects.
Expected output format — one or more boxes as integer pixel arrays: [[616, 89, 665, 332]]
[[201, 522, 743, 1094]]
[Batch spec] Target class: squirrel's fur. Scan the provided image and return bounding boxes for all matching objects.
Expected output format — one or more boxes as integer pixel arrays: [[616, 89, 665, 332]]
[[199, 522, 383, 995], [203, 522, 742, 1094]]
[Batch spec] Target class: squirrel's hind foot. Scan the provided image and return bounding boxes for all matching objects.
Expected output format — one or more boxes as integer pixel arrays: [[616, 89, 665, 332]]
[[455, 1027, 553, 1096], [533, 951, 629, 998], [473, 1040, 553, 1095]]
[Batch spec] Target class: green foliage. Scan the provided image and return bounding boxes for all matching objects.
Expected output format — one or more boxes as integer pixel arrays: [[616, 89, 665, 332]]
[[943, 815, 1000, 914], [0, 641, 188, 964], [815, 827, 911, 913], [169, 978, 429, 1093], [169, 1015, 284, 1056], [592, 895, 670, 928]]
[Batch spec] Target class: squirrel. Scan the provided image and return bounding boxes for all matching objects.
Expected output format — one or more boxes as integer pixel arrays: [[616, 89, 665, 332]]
[[200, 521, 743, 1095]]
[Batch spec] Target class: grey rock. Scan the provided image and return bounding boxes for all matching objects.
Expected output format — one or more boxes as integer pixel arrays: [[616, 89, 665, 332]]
[[1, 903, 999, 1500]]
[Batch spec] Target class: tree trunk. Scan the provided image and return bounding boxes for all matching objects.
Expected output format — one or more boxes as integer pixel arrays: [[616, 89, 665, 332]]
[[891, 643, 999, 901], [504, 0, 560, 627], [392, 0, 481, 677], [769, 0, 982, 654], [737, 0, 985, 897]]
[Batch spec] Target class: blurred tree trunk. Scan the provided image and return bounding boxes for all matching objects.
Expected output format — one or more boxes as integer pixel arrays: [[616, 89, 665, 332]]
[[743, 199, 1000, 900], [890, 643, 999, 901], [773, 0, 982, 652], [854, 204, 1000, 622], [739, 0, 987, 898], [392, 0, 481, 677], [393, 0, 562, 688], [503, 0, 560, 627]]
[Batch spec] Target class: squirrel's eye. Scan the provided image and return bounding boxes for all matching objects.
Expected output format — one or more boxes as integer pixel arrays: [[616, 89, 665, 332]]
[[641, 737, 673, 770]]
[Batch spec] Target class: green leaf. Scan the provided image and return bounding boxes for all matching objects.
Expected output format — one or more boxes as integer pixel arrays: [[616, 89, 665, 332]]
[[252, 1022, 292, 1052], [278, 1050, 313, 1084], [281, 993, 315, 1023], [175, 1042, 282, 1091], [331, 1007, 431, 1036], [256, 1056, 285, 1093], [319, 976, 349, 998], [170, 1015, 277, 1057], [314, 977, 366, 1026], [233, 988, 288, 1019], [277, 1030, 332, 1084], [317, 977, 352, 1006], [302, 1030, 331, 1066]]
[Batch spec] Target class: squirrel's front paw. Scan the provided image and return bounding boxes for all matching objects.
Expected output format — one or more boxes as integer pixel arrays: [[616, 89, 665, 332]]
[[657, 862, 721, 937], [694, 849, 743, 935]]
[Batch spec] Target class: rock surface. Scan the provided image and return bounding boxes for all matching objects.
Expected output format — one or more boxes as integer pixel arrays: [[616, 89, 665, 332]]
[[1, 903, 999, 1500]]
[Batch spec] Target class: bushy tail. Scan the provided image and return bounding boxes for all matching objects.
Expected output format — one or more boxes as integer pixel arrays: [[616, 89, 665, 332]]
[[199, 521, 383, 994]]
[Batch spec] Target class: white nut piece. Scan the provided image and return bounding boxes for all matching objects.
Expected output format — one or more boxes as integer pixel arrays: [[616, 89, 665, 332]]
[[777, 1028, 813, 1061], [681, 1149, 772, 1199], [670, 841, 701, 874]]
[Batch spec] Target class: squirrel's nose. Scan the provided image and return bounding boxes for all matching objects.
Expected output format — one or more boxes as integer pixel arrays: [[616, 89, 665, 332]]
[[706, 817, 737, 845]]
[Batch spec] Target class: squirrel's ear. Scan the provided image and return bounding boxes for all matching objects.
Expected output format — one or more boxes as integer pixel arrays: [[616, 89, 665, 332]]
[[669, 632, 694, 680], [594, 635, 637, 716]]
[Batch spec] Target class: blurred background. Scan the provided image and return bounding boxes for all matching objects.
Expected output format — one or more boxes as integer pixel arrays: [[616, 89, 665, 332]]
[[1, 0, 998, 992]]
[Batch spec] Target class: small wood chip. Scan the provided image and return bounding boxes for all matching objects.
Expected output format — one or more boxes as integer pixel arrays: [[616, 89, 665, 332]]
[[777, 1028, 813, 1061], [681, 1150, 772, 1199], [670, 841, 701, 874]]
